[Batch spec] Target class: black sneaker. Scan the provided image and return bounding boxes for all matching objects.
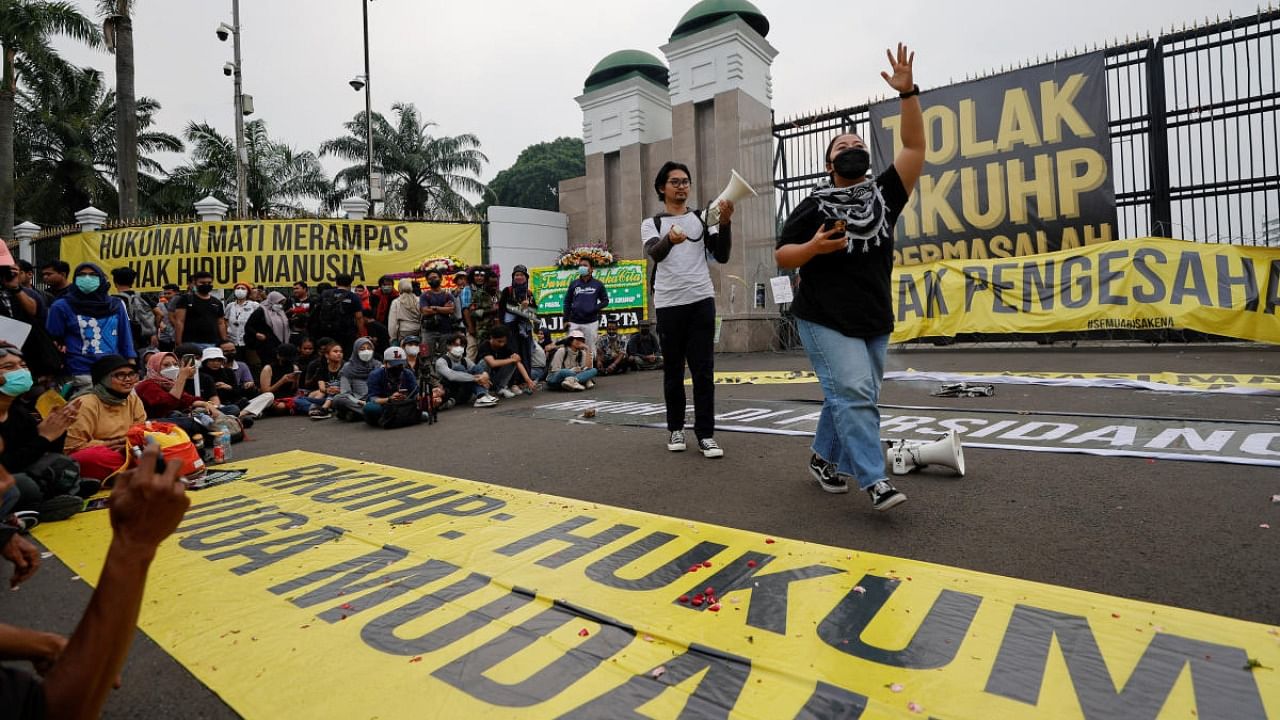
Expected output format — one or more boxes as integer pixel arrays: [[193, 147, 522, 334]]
[[698, 438, 724, 458], [309, 408, 332, 420], [867, 480, 907, 511], [667, 430, 687, 452], [807, 455, 849, 494], [38, 494, 85, 522]]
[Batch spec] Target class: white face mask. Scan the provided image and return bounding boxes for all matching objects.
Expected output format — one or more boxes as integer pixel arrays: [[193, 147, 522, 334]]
[[233, 288, 248, 300], [160, 366, 181, 381], [357, 349, 375, 362], [404, 346, 420, 357], [449, 346, 465, 358]]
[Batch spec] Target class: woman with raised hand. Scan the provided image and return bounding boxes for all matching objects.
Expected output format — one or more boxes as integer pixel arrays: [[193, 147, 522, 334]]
[[775, 43, 925, 512]]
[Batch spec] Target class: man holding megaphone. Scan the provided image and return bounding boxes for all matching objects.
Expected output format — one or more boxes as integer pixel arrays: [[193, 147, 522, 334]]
[[643, 162, 734, 459]]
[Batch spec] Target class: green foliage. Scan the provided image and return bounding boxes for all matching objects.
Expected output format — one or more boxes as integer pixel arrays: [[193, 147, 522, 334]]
[[321, 103, 489, 220], [484, 136, 584, 212]]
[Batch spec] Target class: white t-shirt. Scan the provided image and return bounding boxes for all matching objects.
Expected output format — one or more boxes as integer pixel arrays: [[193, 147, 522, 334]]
[[642, 211, 719, 309]]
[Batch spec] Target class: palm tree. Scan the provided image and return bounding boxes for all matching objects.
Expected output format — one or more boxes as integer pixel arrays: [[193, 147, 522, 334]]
[[0, 0, 101, 238], [99, 0, 138, 219], [14, 65, 181, 225], [320, 102, 489, 219], [163, 119, 331, 218]]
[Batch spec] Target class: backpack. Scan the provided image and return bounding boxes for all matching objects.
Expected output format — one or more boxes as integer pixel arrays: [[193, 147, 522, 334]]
[[116, 291, 156, 338], [315, 290, 347, 334]]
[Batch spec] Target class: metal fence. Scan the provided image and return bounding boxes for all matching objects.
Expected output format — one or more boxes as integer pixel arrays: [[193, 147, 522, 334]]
[[773, 9, 1280, 247]]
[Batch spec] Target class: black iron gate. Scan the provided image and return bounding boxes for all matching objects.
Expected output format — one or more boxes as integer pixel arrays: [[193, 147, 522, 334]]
[[773, 10, 1280, 248]]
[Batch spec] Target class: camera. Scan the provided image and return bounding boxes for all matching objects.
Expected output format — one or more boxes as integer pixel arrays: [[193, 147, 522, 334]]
[[223, 62, 235, 77], [216, 23, 233, 42]]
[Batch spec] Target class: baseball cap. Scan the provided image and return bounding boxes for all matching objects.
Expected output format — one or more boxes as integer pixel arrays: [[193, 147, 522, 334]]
[[401, 335, 421, 345], [568, 329, 586, 340], [383, 346, 407, 367]]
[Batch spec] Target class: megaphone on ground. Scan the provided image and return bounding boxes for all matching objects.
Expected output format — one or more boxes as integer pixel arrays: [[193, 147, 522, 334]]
[[704, 169, 758, 225], [887, 431, 966, 477]]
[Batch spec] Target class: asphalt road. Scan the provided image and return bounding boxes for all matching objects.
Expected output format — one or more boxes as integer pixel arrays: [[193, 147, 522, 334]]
[[4, 343, 1278, 718]]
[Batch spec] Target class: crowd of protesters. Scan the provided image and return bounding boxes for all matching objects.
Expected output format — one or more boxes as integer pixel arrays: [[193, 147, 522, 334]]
[[0, 257, 665, 528]]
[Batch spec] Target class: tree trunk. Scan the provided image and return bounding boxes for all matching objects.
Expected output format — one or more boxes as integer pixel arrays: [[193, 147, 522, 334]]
[[0, 48, 16, 242], [114, 13, 139, 219]]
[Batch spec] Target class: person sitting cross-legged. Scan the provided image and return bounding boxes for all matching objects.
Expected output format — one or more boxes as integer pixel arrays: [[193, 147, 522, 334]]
[[627, 320, 664, 371], [363, 347, 418, 426], [547, 330, 599, 392]]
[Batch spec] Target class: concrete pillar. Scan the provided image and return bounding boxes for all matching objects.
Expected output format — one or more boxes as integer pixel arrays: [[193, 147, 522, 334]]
[[75, 206, 109, 233], [193, 195, 230, 222], [13, 222, 39, 263], [341, 196, 370, 220]]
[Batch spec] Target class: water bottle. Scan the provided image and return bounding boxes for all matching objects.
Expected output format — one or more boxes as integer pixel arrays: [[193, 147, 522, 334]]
[[210, 431, 226, 464], [212, 418, 233, 463]]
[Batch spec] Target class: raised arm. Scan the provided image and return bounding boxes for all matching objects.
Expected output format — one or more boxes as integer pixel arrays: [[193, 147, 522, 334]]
[[883, 43, 924, 191]]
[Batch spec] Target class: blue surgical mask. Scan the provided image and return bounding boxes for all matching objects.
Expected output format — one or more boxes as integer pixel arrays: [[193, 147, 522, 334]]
[[75, 275, 101, 293], [0, 368, 33, 397], [578, 267, 589, 277]]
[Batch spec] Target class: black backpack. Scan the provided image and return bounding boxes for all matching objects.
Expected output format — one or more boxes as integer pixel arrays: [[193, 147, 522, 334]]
[[315, 290, 347, 334]]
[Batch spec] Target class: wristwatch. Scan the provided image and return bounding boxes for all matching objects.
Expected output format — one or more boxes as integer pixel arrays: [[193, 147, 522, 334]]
[[899, 84, 921, 99]]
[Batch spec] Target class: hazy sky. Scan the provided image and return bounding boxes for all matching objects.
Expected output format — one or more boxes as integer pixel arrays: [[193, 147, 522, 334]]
[[49, 0, 1259, 193]]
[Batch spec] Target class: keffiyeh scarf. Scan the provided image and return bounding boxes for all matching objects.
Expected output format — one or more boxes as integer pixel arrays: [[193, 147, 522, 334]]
[[810, 178, 889, 253]]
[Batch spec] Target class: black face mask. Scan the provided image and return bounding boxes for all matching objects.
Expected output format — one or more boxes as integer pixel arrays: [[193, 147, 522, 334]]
[[831, 147, 871, 180], [428, 279, 441, 288], [196, 283, 213, 295]]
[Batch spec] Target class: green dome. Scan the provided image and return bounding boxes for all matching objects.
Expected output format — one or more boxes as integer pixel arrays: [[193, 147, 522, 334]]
[[584, 50, 669, 93], [671, 0, 770, 41]]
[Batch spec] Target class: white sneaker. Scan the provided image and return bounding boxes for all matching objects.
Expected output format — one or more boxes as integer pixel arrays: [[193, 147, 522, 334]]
[[562, 376, 584, 391], [667, 430, 687, 452], [584, 380, 596, 389], [473, 394, 499, 408], [498, 387, 517, 399]]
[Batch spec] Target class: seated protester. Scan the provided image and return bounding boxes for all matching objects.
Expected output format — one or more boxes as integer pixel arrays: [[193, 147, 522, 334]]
[[0, 345, 86, 520], [65, 355, 147, 485], [435, 334, 497, 408], [401, 336, 445, 413], [219, 340, 259, 394], [300, 337, 333, 393], [547, 330, 599, 391], [134, 351, 224, 452], [529, 334, 548, 383], [46, 263, 136, 391], [298, 341, 344, 419], [199, 348, 272, 418], [245, 290, 291, 364], [259, 343, 302, 415], [363, 310, 391, 356], [363, 346, 418, 426], [627, 319, 664, 370], [476, 325, 536, 399], [596, 318, 630, 376], [333, 337, 379, 421], [295, 336, 319, 373]]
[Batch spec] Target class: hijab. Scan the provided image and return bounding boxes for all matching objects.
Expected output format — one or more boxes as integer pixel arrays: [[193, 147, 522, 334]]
[[66, 263, 116, 318], [146, 352, 179, 390], [262, 291, 290, 343], [339, 337, 380, 382]]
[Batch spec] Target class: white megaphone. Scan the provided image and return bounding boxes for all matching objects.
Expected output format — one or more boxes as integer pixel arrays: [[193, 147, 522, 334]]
[[704, 169, 758, 225], [887, 431, 966, 477]]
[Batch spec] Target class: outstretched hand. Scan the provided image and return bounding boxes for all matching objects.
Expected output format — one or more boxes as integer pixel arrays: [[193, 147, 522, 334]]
[[880, 43, 915, 94], [109, 439, 189, 554]]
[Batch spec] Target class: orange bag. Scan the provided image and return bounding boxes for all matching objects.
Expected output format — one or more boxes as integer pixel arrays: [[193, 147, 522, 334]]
[[126, 421, 206, 481]]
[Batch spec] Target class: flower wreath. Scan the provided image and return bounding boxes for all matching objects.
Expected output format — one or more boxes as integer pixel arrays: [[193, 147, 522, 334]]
[[557, 244, 615, 269]]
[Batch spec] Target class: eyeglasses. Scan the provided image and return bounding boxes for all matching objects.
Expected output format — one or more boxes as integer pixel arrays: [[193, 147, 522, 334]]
[[667, 178, 691, 188], [109, 371, 139, 381]]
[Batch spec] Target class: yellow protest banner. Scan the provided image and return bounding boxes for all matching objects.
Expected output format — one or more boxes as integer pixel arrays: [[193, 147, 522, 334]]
[[58, 220, 482, 291], [36, 451, 1279, 719], [704, 370, 1280, 395], [890, 237, 1280, 344]]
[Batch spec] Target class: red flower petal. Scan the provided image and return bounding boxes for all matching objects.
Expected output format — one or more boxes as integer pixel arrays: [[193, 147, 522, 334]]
[[692, 597, 704, 607], [746, 560, 758, 568], [678, 595, 690, 603], [578, 628, 590, 637], [704, 586, 715, 595], [765, 538, 775, 544], [708, 604, 721, 612], [702, 560, 712, 567]]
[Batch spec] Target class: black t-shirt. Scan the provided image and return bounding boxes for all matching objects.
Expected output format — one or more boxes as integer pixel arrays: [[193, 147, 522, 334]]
[[477, 341, 514, 363], [173, 293, 225, 344], [776, 166, 910, 338]]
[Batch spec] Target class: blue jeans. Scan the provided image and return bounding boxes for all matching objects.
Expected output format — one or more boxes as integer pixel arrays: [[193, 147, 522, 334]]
[[796, 318, 889, 490], [547, 367, 598, 388]]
